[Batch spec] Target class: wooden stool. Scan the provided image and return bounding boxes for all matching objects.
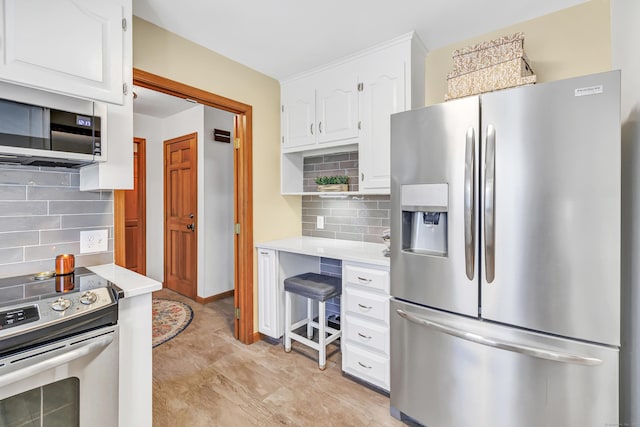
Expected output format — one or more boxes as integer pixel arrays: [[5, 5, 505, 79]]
[[283, 272, 342, 370]]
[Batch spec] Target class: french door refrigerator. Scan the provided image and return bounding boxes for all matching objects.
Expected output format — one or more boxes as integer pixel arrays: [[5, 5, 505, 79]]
[[389, 71, 620, 427]]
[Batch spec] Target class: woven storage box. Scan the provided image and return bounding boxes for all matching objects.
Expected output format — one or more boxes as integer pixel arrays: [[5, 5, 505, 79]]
[[445, 57, 536, 101], [450, 32, 527, 76]]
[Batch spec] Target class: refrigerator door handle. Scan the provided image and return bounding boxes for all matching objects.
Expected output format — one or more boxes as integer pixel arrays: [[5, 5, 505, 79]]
[[464, 127, 476, 280], [395, 309, 602, 366], [484, 124, 496, 283]]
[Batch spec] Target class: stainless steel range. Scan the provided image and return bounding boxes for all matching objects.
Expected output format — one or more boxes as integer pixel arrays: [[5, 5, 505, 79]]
[[0, 267, 122, 427]]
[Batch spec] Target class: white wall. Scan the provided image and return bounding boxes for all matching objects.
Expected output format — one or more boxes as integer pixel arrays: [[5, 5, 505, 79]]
[[611, 0, 640, 424], [203, 107, 235, 296], [134, 105, 235, 299]]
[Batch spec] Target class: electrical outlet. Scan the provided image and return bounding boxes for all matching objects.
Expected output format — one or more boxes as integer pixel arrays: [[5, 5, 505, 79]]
[[80, 229, 108, 253], [316, 216, 325, 230]]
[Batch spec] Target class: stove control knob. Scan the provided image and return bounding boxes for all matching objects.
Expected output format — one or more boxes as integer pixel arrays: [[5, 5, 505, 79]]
[[80, 291, 98, 305], [51, 297, 71, 312]]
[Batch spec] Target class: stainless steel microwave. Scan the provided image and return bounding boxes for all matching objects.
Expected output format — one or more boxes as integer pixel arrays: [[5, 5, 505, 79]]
[[0, 98, 102, 167]]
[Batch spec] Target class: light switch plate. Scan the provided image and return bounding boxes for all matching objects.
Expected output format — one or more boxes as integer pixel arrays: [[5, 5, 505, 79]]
[[317, 216, 325, 229], [80, 229, 108, 253]]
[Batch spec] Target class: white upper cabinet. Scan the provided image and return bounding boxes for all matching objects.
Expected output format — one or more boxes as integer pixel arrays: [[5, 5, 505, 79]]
[[315, 66, 359, 144], [281, 79, 315, 149], [280, 32, 426, 195], [358, 48, 406, 192], [0, 0, 126, 105], [79, 0, 132, 190], [281, 65, 359, 151]]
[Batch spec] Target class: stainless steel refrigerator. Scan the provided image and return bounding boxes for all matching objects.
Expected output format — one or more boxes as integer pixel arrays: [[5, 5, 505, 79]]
[[389, 71, 621, 427]]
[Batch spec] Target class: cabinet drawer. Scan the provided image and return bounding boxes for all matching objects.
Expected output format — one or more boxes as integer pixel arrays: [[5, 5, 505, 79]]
[[344, 287, 389, 323], [344, 314, 389, 356], [343, 343, 389, 391], [344, 265, 389, 293]]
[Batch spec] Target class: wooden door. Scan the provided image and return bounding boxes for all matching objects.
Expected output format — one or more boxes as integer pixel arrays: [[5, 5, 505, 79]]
[[123, 138, 146, 273], [164, 133, 198, 298]]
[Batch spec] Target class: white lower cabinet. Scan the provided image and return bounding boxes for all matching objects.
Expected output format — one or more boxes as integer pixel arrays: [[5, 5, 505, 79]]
[[257, 248, 281, 339], [342, 261, 390, 391]]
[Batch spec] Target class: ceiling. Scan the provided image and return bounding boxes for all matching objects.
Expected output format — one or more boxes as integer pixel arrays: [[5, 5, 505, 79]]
[[133, 0, 585, 80], [133, 85, 199, 118]]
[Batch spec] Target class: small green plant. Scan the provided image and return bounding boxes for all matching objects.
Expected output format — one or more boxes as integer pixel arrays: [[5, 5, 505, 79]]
[[315, 175, 349, 185]]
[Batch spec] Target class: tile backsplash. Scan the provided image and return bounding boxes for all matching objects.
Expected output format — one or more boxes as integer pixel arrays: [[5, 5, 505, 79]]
[[0, 165, 113, 278], [302, 195, 390, 243], [303, 151, 359, 192], [301, 150, 390, 243]]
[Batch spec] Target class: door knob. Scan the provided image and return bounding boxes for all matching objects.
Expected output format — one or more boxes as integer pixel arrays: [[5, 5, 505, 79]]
[[186, 223, 195, 231]]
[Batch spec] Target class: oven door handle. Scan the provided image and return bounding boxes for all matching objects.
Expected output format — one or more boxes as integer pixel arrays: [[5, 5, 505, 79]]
[[0, 333, 114, 388]]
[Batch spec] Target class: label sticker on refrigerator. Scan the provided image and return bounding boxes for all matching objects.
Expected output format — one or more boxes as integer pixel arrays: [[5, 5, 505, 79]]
[[574, 85, 603, 97]]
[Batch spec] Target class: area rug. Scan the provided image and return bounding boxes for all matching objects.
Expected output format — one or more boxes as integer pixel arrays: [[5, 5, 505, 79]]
[[152, 298, 194, 348]]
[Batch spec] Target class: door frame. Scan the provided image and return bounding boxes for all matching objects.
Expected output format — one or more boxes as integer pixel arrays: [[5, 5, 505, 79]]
[[114, 137, 147, 275], [114, 68, 255, 344]]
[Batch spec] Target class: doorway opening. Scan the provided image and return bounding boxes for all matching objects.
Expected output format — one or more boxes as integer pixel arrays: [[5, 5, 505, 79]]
[[114, 69, 255, 344]]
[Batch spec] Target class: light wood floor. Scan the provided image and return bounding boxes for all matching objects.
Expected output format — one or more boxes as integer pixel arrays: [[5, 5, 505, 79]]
[[152, 288, 405, 427]]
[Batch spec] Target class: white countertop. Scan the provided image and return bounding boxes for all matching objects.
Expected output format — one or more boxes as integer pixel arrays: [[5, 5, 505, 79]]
[[256, 236, 390, 267], [88, 263, 162, 298]]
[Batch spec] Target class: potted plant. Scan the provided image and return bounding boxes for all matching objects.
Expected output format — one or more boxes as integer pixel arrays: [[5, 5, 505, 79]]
[[315, 175, 349, 192]]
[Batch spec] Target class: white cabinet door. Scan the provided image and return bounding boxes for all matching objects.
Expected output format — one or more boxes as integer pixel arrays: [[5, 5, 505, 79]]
[[281, 80, 315, 149], [0, 0, 125, 105], [316, 67, 359, 144], [79, 0, 132, 190], [257, 248, 280, 339], [359, 53, 405, 193]]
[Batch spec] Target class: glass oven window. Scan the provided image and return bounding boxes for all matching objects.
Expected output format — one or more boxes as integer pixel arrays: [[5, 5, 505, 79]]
[[0, 377, 79, 427]]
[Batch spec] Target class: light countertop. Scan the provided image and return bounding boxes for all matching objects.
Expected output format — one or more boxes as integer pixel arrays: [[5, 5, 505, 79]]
[[88, 263, 162, 298], [256, 236, 389, 267]]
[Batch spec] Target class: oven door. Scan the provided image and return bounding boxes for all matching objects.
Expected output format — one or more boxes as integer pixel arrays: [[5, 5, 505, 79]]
[[0, 325, 118, 427]]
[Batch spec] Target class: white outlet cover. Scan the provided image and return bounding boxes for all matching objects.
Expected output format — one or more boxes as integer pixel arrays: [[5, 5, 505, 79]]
[[80, 229, 109, 254], [316, 215, 324, 229]]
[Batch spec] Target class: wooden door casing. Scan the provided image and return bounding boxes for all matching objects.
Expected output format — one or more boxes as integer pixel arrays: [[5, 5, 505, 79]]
[[131, 69, 255, 344], [123, 138, 146, 274], [164, 133, 198, 299]]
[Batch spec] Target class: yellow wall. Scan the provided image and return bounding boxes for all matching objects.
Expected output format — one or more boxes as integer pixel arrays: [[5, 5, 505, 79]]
[[425, 0, 611, 105], [132, 17, 301, 331]]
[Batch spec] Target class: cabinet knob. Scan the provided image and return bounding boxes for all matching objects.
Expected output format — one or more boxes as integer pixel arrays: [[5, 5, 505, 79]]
[[361, 172, 364, 181], [319, 121, 323, 133], [310, 123, 314, 135]]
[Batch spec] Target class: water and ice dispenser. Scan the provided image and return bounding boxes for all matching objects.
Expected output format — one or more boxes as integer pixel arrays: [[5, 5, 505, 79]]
[[401, 183, 448, 256]]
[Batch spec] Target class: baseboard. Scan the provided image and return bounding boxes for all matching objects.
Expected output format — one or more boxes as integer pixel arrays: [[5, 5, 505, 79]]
[[195, 289, 234, 304]]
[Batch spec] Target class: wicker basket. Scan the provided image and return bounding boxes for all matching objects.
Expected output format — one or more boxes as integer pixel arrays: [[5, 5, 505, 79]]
[[446, 57, 536, 101], [451, 32, 526, 76], [445, 33, 536, 101]]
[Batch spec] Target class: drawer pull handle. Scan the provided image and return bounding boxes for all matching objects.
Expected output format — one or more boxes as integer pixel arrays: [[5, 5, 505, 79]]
[[357, 276, 372, 283], [358, 361, 372, 369], [358, 304, 372, 311], [357, 332, 372, 340]]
